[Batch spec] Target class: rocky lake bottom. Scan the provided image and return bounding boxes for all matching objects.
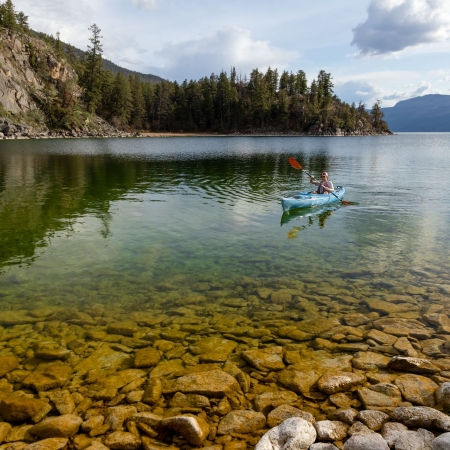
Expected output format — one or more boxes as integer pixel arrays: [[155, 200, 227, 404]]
[[0, 265, 450, 450]]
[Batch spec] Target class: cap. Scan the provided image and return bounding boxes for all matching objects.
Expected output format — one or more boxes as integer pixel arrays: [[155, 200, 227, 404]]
[[321, 172, 328, 177]]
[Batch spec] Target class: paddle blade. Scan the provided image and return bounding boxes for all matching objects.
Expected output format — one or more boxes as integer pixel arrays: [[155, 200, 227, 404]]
[[289, 157, 302, 170], [341, 200, 355, 205]]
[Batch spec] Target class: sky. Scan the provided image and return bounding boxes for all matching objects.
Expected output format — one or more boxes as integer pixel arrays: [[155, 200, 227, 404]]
[[14, 0, 450, 107]]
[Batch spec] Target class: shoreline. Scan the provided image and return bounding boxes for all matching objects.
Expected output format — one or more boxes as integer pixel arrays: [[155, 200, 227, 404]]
[[1, 131, 394, 140]]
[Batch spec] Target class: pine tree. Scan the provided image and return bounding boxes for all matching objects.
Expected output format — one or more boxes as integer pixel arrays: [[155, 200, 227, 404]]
[[80, 24, 104, 113], [370, 100, 385, 132], [109, 73, 132, 126], [0, 0, 18, 30], [130, 75, 145, 128]]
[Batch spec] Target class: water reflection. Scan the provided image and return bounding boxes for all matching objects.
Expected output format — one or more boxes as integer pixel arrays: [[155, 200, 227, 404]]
[[282, 207, 337, 238], [0, 145, 334, 271]]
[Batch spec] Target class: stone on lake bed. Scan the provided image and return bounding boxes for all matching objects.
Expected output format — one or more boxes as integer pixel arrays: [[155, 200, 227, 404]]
[[163, 369, 241, 397], [134, 348, 161, 368], [22, 438, 69, 450], [43, 389, 75, 415], [74, 346, 132, 372], [357, 383, 402, 411], [432, 432, 450, 450], [296, 318, 341, 335], [0, 422, 12, 442], [28, 414, 83, 438], [255, 417, 316, 450], [310, 445, 340, 450], [278, 326, 314, 342], [0, 356, 19, 377], [218, 410, 266, 434], [394, 374, 438, 406], [103, 431, 142, 450], [0, 397, 48, 422], [343, 433, 389, 450], [436, 382, 450, 411], [254, 391, 298, 414], [352, 352, 391, 371], [22, 364, 73, 392], [188, 336, 237, 356], [267, 405, 315, 428], [241, 347, 285, 371], [106, 321, 139, 336], [342, 314, 371, 327], [160, 414, 209, 445], [398, 429, 434, 450], [317, 372, 365, 394], [381, 422, 408, 447], [314, 420, 349, 441], [150, 359, 185, 379], [392, 406, 450, 431], [387, 356, 439, 374], [277, 368, 323, 394], [356, 410, 389, 431], [91, 369, 146, 391]]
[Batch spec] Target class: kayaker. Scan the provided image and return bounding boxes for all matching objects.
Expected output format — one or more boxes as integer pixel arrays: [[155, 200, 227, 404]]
[[310, 172, 334, 194]]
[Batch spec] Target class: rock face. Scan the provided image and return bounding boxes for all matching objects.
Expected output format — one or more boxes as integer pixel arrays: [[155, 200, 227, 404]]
[[255, 418, 316, 450], [0, 30, 130, 139]]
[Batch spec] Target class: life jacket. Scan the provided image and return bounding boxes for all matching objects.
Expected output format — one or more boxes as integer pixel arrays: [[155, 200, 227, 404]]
[[317, 181, 331, 194]]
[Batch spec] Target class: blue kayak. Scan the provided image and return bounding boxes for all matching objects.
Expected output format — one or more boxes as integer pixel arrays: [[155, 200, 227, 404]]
[[281, 187, 345, 212]]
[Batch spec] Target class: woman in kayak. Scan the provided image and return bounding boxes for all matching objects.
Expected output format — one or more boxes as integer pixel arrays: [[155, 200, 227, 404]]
[[310, 172, 334, 194]]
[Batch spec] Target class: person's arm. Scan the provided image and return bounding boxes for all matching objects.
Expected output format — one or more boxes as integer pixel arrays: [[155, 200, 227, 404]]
[[310, 177, 318, 185], [324, 181, 334, 192]]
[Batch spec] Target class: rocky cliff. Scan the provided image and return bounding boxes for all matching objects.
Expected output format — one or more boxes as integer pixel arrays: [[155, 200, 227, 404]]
[[0, 29, 130, 139]]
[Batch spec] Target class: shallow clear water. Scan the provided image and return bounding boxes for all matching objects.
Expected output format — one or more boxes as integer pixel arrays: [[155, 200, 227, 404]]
[[1, 134, 450, 314]]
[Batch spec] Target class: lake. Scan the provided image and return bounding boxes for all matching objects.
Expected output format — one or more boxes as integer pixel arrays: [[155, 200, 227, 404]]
[[1, 133, 449, 314], [1, 133, 450, 445]]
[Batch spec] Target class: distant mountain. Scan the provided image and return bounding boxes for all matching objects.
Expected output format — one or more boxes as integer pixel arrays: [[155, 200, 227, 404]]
[[382, 94, 450, 132]]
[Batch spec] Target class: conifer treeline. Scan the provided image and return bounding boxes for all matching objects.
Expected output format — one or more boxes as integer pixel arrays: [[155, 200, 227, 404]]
[[0, 1, 389, 133]]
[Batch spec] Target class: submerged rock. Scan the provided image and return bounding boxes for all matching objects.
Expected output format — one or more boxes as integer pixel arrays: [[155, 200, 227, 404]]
[[343, 433, 389, 449], [392, 406, 450, 431], [255, 417, 316, 450], [28, 414, 82, 438], [218, 410, 266, 434], [164, 369, 241, 397], [160, 414, 209, 445]]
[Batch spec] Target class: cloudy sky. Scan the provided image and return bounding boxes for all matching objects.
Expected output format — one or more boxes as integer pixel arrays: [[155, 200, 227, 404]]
[[14, 0, 450, 106]]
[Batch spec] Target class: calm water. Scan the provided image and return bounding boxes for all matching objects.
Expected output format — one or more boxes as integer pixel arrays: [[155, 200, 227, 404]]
[[1, 134, 450, 314]]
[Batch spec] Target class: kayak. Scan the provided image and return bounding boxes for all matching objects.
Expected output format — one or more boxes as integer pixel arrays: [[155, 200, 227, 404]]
[[281, 186, 345, 212]]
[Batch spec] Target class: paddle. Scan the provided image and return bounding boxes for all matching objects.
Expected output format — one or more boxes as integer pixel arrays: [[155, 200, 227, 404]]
[[288, 157, 352, 205]]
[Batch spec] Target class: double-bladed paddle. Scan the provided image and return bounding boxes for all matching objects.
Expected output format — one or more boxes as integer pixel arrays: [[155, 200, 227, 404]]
[[288, 157, 353, 205]]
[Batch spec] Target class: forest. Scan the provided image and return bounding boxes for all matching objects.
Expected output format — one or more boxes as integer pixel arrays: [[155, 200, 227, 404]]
[[0, 0, 389, 134]]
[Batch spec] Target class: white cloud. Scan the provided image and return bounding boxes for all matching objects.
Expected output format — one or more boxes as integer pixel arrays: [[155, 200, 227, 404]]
[[440, 75, 450, 82], [147, 26, 299, 81], [352, 0, 450, 56], [130, 0, 161, 10], [334, 80, 382, 105], [382, 80, 433, 99]]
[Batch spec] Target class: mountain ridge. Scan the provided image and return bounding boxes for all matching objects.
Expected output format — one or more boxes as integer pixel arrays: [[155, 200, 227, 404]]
[[382, 94, 450, 132]]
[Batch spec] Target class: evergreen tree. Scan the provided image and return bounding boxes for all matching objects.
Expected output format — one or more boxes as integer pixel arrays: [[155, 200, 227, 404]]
[[370, 100, 385, 132], [0, 0, 18, 30], [109, 73, 132, 125], [130, 74, 145, 128], [80, 24, 104, 113]]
